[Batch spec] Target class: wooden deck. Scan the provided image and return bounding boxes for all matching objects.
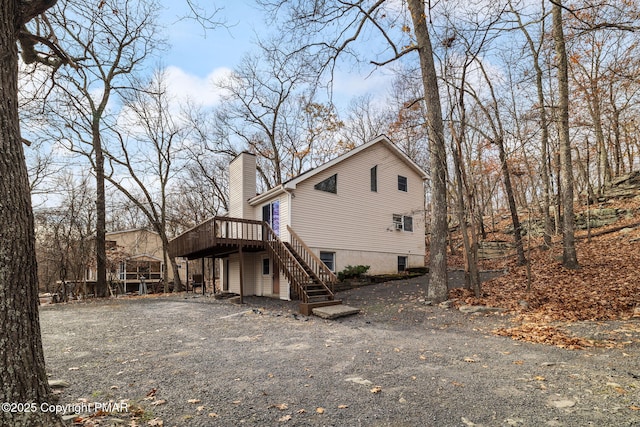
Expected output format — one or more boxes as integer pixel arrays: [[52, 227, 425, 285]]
[[169, 216, 339, 312], [169, 217, 266, 259]]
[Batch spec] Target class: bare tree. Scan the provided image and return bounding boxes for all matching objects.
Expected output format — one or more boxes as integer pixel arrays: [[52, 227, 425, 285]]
[[105, 69, 185, 292], [213, 44, 322, 188], [509, 0, 554, 249], [34, 174, 95, 300], [386, 71, 430, 169], [551, 0, 579, 268], [257, 0, 451, 301], [42, 0, 162, 297], [468, 57, 527, 265], [339, 94, 392, 149]]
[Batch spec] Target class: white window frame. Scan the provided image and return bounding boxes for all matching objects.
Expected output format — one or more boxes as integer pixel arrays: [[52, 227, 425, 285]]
[[319, 251, 336, 272], [392, 214, 413, 232], [398, 175, 408, 192], [262, 256, 271, 276], [398, 256, 408, 272]]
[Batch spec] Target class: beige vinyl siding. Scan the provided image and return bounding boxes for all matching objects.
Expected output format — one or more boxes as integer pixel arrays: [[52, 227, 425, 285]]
[[227, 253, 259, 295], [229, 153, 256, 218], [279, 271, 290, 300], [106, 230, 163, 260], [290, 142, 425, 265], [315, 249, 423, 275], [254, 193, 290, 298], [228, 158, 244, 218], [105, 229, 180, 280], [252, 192, 290, 241]]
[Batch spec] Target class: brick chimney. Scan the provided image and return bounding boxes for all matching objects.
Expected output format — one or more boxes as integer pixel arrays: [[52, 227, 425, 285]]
[[228, 152, 256, 218]]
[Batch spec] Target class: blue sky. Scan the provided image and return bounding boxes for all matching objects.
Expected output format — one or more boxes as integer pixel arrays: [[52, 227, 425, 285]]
[[157, 1, 393, 110], [160, 1, 262, 77]]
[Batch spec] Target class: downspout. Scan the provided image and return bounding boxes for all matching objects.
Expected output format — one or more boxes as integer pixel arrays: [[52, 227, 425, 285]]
[[282, 186, 295, 301], [283, 187, 294, 243]]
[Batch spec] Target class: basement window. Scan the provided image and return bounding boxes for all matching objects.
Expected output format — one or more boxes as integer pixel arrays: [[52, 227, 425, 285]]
[[320, 251, 335, 272], [398, 256, 408, 272]]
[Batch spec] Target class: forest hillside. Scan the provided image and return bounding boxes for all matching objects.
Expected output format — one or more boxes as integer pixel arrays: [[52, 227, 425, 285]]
[[449, 174, 640, 348]]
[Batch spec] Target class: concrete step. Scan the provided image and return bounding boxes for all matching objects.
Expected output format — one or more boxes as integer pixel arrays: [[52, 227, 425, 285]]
[[312, 304, 361, 320], [299, 300, 342, 316]]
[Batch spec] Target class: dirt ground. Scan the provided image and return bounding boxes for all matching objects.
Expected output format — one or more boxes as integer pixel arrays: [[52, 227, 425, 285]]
[[40, 273, 640, 426]]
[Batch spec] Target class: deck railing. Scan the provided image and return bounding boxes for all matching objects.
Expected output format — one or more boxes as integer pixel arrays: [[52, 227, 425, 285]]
[[169, 217, 264, 258], [263, 223, 315, 303], [287, 225, 337, 293], [169, 217, 336, 304]]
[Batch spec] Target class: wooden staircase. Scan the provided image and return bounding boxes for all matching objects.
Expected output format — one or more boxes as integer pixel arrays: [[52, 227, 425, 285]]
[[264, 224, 340, 315]]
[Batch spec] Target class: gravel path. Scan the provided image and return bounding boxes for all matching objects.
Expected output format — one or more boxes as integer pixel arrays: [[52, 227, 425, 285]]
[[40, 274, 640, 426]]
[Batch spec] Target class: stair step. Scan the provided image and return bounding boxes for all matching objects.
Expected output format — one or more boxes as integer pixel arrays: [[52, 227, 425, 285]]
[[306, 290, 330, 296], [307, 296, 333, 302], [299, 300, 342, 316]]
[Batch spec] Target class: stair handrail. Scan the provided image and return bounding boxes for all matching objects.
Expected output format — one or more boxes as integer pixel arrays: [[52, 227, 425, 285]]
[[286, 225, 338, 291], [263, 222, 313, 303]]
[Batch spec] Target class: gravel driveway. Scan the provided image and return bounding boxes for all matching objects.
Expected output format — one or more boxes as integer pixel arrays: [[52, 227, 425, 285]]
[[40, 275, 640, 426]]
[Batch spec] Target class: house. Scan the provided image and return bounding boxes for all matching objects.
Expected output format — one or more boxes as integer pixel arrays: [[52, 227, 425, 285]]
[[88, 228, 185, 293], [169, 135, 427, 313]]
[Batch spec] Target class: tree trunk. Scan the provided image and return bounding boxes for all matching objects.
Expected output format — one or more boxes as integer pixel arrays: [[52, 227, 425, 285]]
[[532, 50, 553, 248], [589, 82, 611, 188], [551, 0, 579, 269], [496, 137, 526, 265], [407, 0, 448, 302], [449, 62, 480, 295], [158, 230, 183, 292], [0, 1, 63, 425], [94, 123, 108, 297]]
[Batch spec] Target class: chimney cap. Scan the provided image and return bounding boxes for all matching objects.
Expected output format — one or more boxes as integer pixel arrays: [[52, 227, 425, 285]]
[[230, 151, 257, 164]]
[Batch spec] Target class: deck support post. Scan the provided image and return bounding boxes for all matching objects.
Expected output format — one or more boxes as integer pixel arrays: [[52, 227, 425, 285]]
[[201, 257, 206, 295], [238, 245, 244, 304], [211, 256, 216, 294], [185, 261, 189, 293]]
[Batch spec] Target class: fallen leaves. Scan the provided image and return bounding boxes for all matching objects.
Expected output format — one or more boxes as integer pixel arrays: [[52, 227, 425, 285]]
[[494, 324, 594, 349], [447, 216, 640, 348], [454, 229, 640, 323]]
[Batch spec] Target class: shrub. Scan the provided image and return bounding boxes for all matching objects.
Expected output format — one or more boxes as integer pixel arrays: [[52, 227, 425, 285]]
[[338, 265, 370, 281]]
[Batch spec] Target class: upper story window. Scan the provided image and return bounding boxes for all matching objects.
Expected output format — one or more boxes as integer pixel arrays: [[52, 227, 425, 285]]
[[370, 165, 378, 192], [262, 201, 280, 235], [398, 175, 408, 192], [314, 174, 337, 194], [393, 214, 413, 232], [403, 216, 413, 232]]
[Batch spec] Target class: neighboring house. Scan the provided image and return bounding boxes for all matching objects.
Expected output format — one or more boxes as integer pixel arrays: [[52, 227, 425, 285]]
[[86, 228, 185, 293], [169, 135, 427, 313]]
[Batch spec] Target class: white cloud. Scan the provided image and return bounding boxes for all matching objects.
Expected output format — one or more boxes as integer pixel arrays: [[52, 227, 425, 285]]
[[332, 68, 393, 100], [163, 65, 232, 107]]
